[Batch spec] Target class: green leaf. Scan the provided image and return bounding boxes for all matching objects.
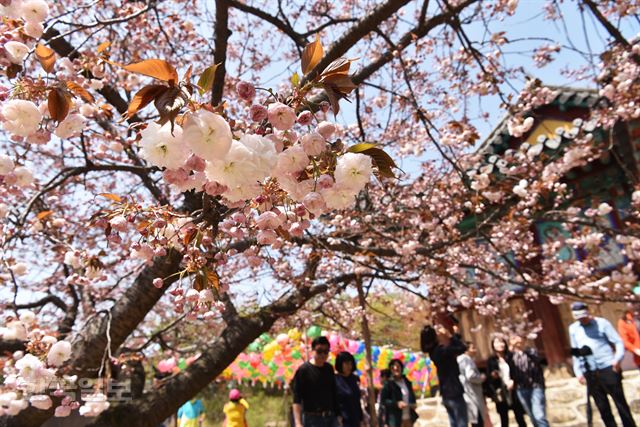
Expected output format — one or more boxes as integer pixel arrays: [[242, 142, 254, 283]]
[[347, 143, 398, 178], [197, 64, 219, 96], [290, 72, 300, 87]]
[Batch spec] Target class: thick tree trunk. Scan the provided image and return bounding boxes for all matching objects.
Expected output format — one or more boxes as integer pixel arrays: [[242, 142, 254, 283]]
[[87, 315, 270, 427], [69, 250, 183, 378], [87, 281, 330, 427], [0, 251, 182, 427]]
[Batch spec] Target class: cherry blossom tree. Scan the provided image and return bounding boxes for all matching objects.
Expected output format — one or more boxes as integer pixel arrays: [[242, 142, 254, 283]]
[[0, 0, 639, 426]]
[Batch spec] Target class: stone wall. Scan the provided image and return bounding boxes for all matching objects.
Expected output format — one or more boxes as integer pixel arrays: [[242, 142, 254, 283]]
[[416, 370, 640, 427]]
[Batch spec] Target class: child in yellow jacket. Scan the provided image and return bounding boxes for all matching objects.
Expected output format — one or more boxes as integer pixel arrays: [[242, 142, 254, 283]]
[[223, 389, 249, 427]]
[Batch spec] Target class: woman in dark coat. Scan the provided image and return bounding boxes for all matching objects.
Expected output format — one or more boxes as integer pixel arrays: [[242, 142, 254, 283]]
[[335, 351, 364, 427], [380, 359, 418, 427], [487, 337, 527, 427]]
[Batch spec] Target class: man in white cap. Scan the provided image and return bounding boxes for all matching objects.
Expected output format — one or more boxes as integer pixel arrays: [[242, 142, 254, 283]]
[[568, 301, 635, 427]]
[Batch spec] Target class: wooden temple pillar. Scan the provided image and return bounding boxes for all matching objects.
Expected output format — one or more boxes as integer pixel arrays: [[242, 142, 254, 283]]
[[524, 296, 570, 368]]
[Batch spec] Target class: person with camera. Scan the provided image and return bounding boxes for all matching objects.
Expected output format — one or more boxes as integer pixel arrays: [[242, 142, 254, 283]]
[[421, 324, 468, 427], [569, 302, 636, 427]]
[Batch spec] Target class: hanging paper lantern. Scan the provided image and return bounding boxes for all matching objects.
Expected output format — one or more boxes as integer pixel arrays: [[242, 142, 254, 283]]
[[249, 353, 261, 368], [329, 335, 339, 350], [263, 343, 277, 361], [276, 333, 289, 346], [178, 358, 187, 370], [288, 328, 302, 341], [248, 342, 260, 352], [259, 333, 272, 343], [307, 325, 322, 339], [157, 357, 176, 373]]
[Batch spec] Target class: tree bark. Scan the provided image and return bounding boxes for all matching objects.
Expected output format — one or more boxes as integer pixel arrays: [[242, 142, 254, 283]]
[[87, 315, 266, 427], [69, 250, 183, 377], [356, 277, 378, 427], [211, 0, 230, 106], [0, 250, 182, 427], [87, 283, 329, 427]]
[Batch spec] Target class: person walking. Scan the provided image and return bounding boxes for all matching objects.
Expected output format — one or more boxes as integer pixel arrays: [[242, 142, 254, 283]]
[[223, 389, 249, 427], [569, 302, 636, 427], [420, 324, 468, 427], [617, 308, 640, 369], [335, 351, 364, 427], [487, 337, 526, 427], [177, 398, 205, 427], [509, 335, 549, 427], [457, 342, 489, 427], [292, 336, 339, 427], [380, 359, 418, 427], [377, 369, 391, 427]]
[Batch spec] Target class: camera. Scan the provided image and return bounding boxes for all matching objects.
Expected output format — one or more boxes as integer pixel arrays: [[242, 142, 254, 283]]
[[570, 346, 593, 357]]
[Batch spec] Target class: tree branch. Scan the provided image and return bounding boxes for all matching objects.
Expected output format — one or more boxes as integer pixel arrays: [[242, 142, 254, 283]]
[[306, 0, 479, 106], [227, 0, 306, 47], [581, 0, 630, 47], [211, 0, 231, 106], [301, 0, 413, 85]]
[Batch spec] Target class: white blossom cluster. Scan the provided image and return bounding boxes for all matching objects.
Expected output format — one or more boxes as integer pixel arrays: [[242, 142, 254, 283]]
[[138, 109, 374, 211], [0, 313, 82, 417]]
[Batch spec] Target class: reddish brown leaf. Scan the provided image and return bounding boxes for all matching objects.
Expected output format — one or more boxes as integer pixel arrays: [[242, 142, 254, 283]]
[[6, 64, 21, 79], [35, 44, 56, 74], [36, 210, 53, 220], [136, 220, 150, 233], [122, 59, 179, 84], [320, 57, 353, 78], [47, 88, 71, 122], [324, 87, 342, 116], [184, 64, 193, 82], [347, 143, 398, 178], [99, 104, 114, 120], [98, 193, 122, 202], [66, 81, 95, 104], [301, 35, 323, 76], [206, 269, 220, 290], [182, 228, 196, 246], [193, 273, 205, 291], [127, 84, 168, 118], [96, 41, 111, 54], [194, 268, 220, 291], [154, 86, 187, 130], [320, 74, 357, 95]]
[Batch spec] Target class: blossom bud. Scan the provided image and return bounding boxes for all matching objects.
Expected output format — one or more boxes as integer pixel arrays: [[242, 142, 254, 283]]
[[316, 121, 336, 139], [257, 229, 277, 245], [297, 111, 313, 126], [236, 81, 256, 101], [249, 104, 268, 122]]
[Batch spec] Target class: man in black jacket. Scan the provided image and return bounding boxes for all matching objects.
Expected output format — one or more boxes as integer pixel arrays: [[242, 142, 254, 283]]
[[421, 324, 468, 427], [292, 336, 340, 427]]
